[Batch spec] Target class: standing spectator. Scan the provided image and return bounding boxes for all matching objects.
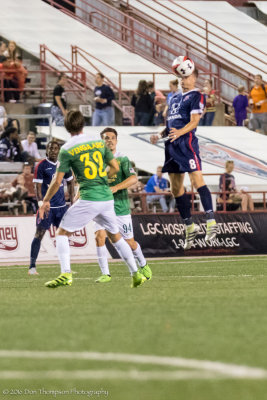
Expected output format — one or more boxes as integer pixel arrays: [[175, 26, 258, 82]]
[[0, 41, 7, 62], [163, 79, 180, 119], [145, 166, 174, 213], [218, 161, 254, 211], [199, 79, 216, 126], [14, 56, 28, 101], [51, 74, 67, 126], [0, 105, 8, 135], [2, 58, 19, 102], [147, 81, 166, 126], [233, 85, 248, 126], [131, 80, 153, 126], [249, 74, 267, 135], [92, 72, 115, 126], [12, 162, 37, 213], [21, 132, 42, 162]]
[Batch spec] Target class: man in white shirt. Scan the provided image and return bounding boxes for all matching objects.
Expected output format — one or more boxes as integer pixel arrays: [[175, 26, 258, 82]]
[[21, 132, 42, 161]]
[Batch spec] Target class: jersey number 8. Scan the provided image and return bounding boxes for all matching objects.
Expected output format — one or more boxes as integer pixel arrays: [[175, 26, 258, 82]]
[[80, 151, 107, 180], [189, 159, 197, 170]]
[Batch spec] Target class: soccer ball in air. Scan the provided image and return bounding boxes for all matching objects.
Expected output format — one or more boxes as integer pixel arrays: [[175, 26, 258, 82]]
[[172, 56, 195, 77]]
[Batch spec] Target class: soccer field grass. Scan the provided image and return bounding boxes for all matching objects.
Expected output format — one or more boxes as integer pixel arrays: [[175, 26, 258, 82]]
[[1, 256, 267, 400]]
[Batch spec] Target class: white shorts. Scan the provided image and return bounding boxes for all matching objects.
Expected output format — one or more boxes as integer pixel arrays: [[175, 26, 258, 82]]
[[94, 214, 134, 240], [60, 199, 119, 234]]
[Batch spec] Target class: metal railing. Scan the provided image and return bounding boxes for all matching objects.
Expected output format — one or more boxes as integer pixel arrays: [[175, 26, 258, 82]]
[[44, 0, 264, 104]]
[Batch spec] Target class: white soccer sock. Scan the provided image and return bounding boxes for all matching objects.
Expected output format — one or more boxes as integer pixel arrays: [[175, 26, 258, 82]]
[[132, 242, 146, 267], [96, 246, 110, 275], [56, 235, 71, 274], [113, 238, 138, 275]]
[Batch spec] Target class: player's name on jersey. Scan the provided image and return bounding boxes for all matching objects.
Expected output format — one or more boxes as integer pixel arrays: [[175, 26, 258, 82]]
[[68, 141, 104, 156]]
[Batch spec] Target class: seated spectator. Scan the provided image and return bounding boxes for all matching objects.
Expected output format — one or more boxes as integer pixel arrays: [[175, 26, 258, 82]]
[[233, 85, 248, 126], [0, 105, 8, 135], [51, 74, 67, 126], [249, 74, 267, 135], [218, 160, 254, 211], [0, 127, 28, 162], [154, 102, 166, 126], [21, 131, 42, 162], [199, 79, 216, 126], [145, 166, 174, 213], [12, 162, 37, 213], [131, 80, 154, 126], [0, 41, 7, 63]]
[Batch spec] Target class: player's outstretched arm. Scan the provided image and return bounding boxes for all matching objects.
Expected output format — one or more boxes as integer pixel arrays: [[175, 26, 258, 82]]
[[111, 175, 137, 194], [169, 113, 201, 142]]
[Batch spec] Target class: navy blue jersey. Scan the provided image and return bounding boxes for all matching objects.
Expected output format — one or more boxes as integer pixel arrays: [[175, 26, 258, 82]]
[[33, 158, 73, 208], [166, 89, 205, 135]]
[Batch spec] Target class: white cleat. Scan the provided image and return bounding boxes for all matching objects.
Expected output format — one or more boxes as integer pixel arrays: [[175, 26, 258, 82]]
[[183, 223, 200, 250], [28, 268, 39, 276]]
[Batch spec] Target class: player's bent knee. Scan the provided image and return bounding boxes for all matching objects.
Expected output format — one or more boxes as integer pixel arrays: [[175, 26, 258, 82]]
[[35, 229, 46, 240], [107, 231, 121, 243]]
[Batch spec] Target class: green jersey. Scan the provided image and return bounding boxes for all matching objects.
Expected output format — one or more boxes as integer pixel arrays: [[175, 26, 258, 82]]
[[109, 151, 136, 216], [57, 133, 114, 201]]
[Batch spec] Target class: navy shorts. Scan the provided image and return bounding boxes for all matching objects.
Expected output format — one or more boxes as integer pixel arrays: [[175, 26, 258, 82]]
[[162, 133, 202, 174], [36, 206, 68, 230]]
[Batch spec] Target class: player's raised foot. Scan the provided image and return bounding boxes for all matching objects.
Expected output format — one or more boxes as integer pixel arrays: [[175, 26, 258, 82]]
[[183, 223, 200, 250], [205, 220, 217, 243], [138, 264, 152, 281], [95, 274, 111, 283], [45, 272, 72, 288], [131, 271, 146, 288], [28, 268, 39, 276]]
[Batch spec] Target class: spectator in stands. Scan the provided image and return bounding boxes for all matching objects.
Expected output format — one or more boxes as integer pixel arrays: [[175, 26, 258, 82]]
[[249, 74, 267, 135], [0, 105, 8, 135], [199, 79, 216, 126], [233, 85, 248, 126], [218, 160, 254, 211], [145, 166, 174, 212], [147, 81, 166, 125], [92, 72, 115, 126], [163, 79, 180, 119], [6, 41, 20, 61], [0, 127, 28, 162], [0, 41, 7, 63], [21, 132, 42, 162], [12, 162, 37, 213], [2, 58, 19, 102], [14, 56, 28, 100], [131, 80, 154, 126], [51, 74, 67, 126]]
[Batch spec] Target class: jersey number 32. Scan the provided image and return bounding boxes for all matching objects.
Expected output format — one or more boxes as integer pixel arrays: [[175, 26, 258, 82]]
[[80, 151, 107, 180]]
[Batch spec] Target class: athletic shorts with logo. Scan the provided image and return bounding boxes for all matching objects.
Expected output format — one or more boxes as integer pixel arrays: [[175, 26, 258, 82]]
[[94, 214, 134, 239], [162, 133, 202, 173]]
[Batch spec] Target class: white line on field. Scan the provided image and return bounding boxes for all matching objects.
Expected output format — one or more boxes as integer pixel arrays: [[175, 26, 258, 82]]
[[0, 350, 266, 380]]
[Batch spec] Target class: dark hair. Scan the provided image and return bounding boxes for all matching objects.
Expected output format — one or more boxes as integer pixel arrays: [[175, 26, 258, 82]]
[[147, 81, 154, 90], [1, 127, 17, 139], [193, 68, 199, 78], [46, 139, 60, 156], [96, 72, 105, 79], [100, 127, 118, 139], [136, 80, 148, 96], [255, 74, 262, 80], [170, 79, 179, 86], [64, 110, 84, 135]]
